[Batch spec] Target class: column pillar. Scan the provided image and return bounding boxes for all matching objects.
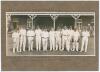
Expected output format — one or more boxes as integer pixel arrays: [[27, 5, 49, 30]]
[[28, 15, 37, 29], [6, 14, 11, 32], [50, 15, 58, 30], [71, 15, 80, 28]]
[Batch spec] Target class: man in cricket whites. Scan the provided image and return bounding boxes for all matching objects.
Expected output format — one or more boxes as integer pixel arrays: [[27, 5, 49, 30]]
[[49, 28, 56, 51], [61, 26, 70, 51], [80, 26, 90, 52], [27, 28, 35, 51], [35, 26, 42, 51], [12, 28, 20, 53], [68, 26, 74, 51], [55, 27, 62, 51], [19, 26, 26, 52], [72, 27, 80, 51], [41, 28, 49, 51]]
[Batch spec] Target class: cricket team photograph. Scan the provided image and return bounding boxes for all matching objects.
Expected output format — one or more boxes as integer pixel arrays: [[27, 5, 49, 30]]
[[6, 12, 95, 56]]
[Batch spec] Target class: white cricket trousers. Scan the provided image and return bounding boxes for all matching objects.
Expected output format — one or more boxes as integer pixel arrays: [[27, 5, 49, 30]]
[[50, 37, 55, 51], [73, 37, 79, 51], [42, 38, 48, 51], [81, 37, 88, 52], [28, 37, 34, 51], [20, 36, 26, 52], [62, 36, 70, 51], [56, 37, 61, 51], [36, 36, 41, 51], [12, 37, 19, 53]]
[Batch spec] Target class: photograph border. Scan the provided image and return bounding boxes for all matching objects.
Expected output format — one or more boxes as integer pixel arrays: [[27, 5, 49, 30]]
[[6, 12, 95, 56]]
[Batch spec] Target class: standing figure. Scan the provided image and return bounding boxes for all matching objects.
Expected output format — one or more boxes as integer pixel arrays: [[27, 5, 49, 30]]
[[72, 28, 80, 51], [92, 25, 94, 37], [87, 24, 92, 36], [55, 27, 62, 51], [49, 28, 55, 51], [12, 29, 20, 53], [35, 26, 42, 51], [19, 27, 26, 52], [27, 28, 35, 51], [41, 28, 49, 51], [61, 26, 70, 51], [68, 26, 74, 51], [80, 27, 90, 52]]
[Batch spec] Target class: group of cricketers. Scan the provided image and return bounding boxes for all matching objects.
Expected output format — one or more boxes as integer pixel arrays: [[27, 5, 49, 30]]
[[12, 25, 90, 53]]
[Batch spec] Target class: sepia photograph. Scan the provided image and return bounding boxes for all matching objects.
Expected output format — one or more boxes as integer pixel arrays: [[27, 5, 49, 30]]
[[6, 12, 95, 56], [1, 1, 98, 71]]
